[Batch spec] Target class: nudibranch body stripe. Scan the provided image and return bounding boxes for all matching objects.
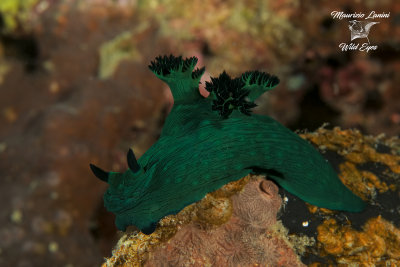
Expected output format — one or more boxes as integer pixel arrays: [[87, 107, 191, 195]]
[[90, 55, 365, 234]]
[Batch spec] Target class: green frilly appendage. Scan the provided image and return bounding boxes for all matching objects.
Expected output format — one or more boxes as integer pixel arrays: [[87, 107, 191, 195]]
[[148, 55, 205, 103]]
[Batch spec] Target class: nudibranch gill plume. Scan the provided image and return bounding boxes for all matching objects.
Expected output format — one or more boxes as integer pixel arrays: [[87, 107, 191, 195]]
[[90, 55, 365, 234]]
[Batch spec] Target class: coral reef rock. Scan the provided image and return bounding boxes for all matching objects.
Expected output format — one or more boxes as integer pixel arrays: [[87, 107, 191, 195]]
[[104, 176, 305, 267]]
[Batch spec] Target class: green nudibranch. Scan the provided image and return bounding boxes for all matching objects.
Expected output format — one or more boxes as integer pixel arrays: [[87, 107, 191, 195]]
[[90, 55, 365, 234]]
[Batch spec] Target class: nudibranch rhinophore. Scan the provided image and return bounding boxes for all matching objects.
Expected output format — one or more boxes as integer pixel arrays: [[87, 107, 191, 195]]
[[90, 55, 365, 234]]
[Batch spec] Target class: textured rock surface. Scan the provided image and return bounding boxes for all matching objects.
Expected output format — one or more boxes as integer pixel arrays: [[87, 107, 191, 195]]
[[281, 127, 400, 266], [299, 127, 400, 266], [104, 176, 305, 267], [146, 179, 301, 267]]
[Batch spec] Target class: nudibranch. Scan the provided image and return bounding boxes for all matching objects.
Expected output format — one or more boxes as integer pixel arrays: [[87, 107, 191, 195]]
[[90, 55, 365, 234]]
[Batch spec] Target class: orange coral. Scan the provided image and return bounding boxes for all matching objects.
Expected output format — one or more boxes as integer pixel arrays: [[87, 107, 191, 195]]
[[300, 127, 400, 174], [300, 127, 400, 265], [306, 204, 334, 214], [338, 161, 391, 200], [316, 216, 400, 266], [300, 126, 398, 201]]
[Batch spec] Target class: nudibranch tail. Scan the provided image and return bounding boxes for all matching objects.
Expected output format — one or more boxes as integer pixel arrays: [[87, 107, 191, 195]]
[[148, 55, 205, 103]]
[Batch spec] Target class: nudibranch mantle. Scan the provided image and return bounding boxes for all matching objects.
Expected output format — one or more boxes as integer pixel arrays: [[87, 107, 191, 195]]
[[90, 55, 365, 234]]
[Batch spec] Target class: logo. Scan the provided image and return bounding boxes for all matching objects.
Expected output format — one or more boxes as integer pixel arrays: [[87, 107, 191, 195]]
[[348, 20, 379, 43], [331, 11, 390, 52]]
